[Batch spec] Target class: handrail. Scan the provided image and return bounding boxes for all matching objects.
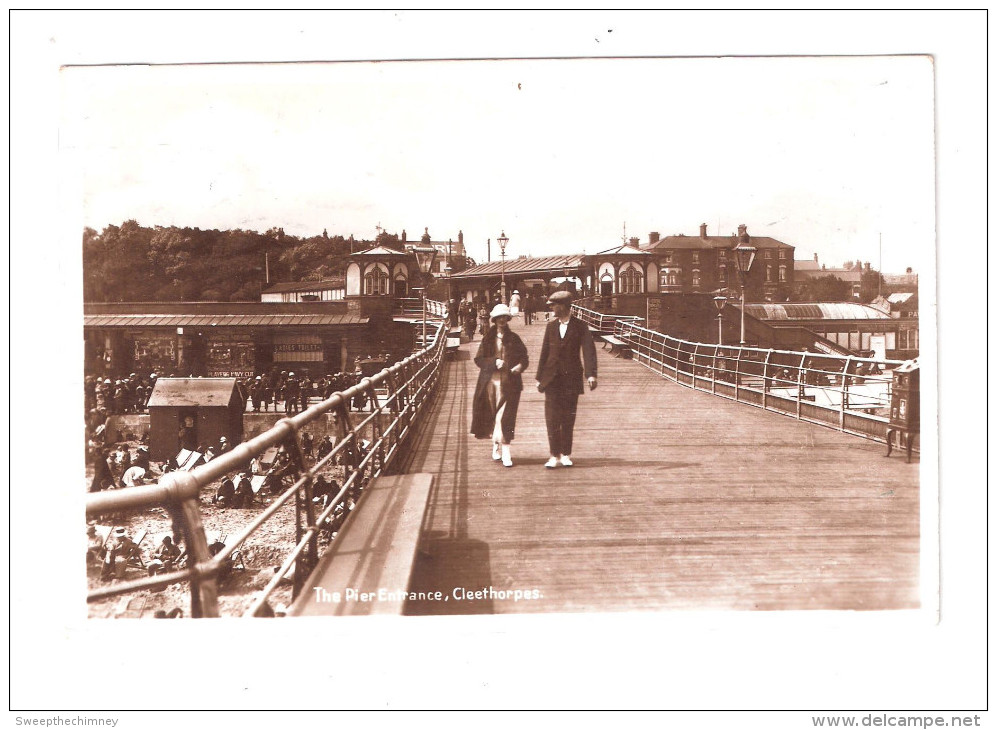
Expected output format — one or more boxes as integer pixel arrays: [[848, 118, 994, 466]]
[[572, 304, 913, 446], [86, 303, 450, 617], [570, 304, 645, 335]]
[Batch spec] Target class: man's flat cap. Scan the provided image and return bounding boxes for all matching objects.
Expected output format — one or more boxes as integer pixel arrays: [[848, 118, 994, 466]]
[[547, 290, 573, 305]]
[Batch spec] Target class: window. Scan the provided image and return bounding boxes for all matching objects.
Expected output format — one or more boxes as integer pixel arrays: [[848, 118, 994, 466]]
[[663, 251, 673, 264], [778, 265, 787, 282], [691, 269, 701, 288], [692, 251, 700, 264], [765, 265, 773, 282], [719, 249, 727, 261], [778, 249, 787, 260], [764, 249, 773, 259], [719, 267, 727, 283], [619, 265, 643, 294], [364, 267, 389, 295]]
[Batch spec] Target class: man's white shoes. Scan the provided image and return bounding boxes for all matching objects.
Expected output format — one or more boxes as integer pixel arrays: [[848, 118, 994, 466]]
[[559, 455, 573, 467], [492, 442, 502, 461], [544, 457, 559, 469]]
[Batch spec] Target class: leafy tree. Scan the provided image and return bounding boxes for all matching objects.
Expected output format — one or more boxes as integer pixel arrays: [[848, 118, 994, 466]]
[[375, 231, 404, 251], [791, 275, 851, 302], [859, 270, 884, 303], [83, 221, 385, 302]]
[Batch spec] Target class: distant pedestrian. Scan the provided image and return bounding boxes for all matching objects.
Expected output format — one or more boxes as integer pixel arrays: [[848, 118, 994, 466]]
[[250, 377, 262, 412], [478, 305, 490, 336], [463, 304, 477, 341], [299, 374, 311, 413], [284, 373, 300, 415]]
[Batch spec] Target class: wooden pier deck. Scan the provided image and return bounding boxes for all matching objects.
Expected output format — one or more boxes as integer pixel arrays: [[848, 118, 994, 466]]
[[401, 316, 920, 614]]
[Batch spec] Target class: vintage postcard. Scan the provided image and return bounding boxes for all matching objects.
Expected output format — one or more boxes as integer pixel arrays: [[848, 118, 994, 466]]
[[10, 10, 984, 716]]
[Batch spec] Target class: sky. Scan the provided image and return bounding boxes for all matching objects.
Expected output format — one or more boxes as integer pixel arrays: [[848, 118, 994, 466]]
[[60, 49, 935, 274]]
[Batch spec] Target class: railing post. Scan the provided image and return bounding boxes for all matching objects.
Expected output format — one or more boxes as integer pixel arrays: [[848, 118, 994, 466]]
[[711, 344, 718, 394], [734, 347, 743, 402], [692, 343, 701, 390], [796, 352, 807, 420], [762, 350, 773, 409], [158, 470, 219, 618], [275, 417, 318, 599], [840, 356, 853, 432]]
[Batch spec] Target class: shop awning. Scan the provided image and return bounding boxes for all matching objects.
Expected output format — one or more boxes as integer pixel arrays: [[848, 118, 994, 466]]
[[451, 254, 587, 280]]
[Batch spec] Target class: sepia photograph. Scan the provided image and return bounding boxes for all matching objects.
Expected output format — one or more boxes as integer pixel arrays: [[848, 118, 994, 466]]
[[10, 9, 986, 718]]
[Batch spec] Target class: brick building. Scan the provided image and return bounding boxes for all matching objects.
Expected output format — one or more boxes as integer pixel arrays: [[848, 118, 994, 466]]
[[640, 223, 795, 302]]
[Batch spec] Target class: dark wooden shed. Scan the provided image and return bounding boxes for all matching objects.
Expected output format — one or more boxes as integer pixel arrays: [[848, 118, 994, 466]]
[[147, 378, 244, 461]]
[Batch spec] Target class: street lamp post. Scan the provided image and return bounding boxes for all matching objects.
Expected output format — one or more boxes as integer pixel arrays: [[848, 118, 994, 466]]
[[733, 225, 757, 347], [713, 295, 727, 345], [411, 288, 427, 348], [497, 230, 509, 304], [412, 246, 438, 349], [445, 265, 453, 326]]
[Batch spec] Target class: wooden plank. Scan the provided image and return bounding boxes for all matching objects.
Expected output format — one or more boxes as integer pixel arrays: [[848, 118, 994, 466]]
[[289, 473, 434, 616], [401, 317, 919, 615]]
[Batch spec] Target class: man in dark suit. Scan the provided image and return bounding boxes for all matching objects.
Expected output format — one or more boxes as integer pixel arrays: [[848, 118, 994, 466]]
[[535, 290, 598, 468]]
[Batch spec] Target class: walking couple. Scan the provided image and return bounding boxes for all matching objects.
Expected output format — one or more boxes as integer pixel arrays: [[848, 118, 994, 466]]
[[470, 290, 597, 468]]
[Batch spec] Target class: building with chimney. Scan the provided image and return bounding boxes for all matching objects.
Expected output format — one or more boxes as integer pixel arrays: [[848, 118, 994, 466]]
[[640, 223, 795, 302], [402, 227, 467, 275]]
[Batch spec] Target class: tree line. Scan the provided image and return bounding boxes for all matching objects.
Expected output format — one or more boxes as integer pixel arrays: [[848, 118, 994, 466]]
[[82, 221, 466, 302], [790, 271, 886, 304]]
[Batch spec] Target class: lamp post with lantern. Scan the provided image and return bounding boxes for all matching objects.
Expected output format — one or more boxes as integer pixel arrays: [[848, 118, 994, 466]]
[[445, 265, 453, 326], [412, 246, 438, 349], [713, 295, 727, 345], [497, 230, 509, 304], [732, 225, 757, 347]]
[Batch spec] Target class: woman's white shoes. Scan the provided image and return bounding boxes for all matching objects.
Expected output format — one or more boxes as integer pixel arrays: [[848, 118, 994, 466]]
[[501, 445, 513, 468], [492, 442, 502, 461]]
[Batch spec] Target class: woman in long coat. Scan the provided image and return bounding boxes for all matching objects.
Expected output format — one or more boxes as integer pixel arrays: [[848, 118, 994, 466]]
[[470, 304, 529, 467]]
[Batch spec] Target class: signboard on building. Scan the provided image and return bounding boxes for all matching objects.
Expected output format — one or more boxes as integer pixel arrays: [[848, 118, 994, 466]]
[[646, 296, 662, 329], [133, 335, 177, 373], [273, 334, 325, 363], [206, 333, 256, 376]]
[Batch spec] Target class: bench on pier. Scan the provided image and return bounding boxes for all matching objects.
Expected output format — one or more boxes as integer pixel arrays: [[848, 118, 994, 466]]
[[446, 328, 461, 358], [601, 334, 632, 359], [587, 324, 604, 341], [288, 473, 434, 616]]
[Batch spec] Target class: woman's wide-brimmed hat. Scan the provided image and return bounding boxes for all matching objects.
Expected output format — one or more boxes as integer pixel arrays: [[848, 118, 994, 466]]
[[490, 304, 512, 321]]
